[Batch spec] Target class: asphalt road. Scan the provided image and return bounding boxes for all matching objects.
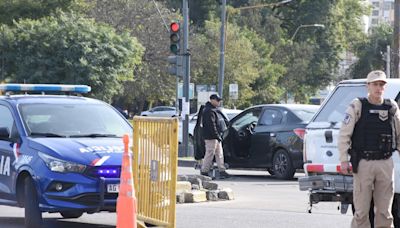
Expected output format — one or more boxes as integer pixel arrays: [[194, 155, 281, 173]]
[[0, 167, 352, 228], [176, 167, 352, 228]]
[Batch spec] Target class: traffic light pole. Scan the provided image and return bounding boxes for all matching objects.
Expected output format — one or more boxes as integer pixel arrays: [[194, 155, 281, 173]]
[[182, 0, 191, 157]]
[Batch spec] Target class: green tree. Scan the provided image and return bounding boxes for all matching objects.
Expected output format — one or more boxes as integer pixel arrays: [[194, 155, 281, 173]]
[[0, 0, 88, 25], [228, 0, 367, 102], [280, 0, 367, 90], [165, 0, 219, 26], [274, 41, 316, 102], [86, 0, 180, 112], [348, 24, 393, 79], [244, 27, 285, 104], [191, 19, 284, 108], [0, 12, 144, 102]]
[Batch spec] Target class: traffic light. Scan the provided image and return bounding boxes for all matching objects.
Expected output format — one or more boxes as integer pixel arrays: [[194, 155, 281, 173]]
[[170, 22, 180, 54], [167, 55, 184, 77]]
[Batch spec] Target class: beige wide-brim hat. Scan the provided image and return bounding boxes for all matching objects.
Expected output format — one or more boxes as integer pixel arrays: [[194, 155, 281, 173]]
[[366, 70, 387, 83]]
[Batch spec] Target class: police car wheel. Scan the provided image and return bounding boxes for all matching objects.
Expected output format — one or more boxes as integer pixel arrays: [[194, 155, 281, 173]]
[[60, 211, 84, 219], [24, 177, 42, 228], [272, 149, 295, 180]]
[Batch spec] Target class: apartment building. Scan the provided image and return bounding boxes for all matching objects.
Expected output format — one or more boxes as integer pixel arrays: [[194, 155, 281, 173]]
[[368, 0, 394, 27]]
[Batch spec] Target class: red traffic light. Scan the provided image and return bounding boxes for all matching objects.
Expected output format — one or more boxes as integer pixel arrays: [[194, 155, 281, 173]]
[[170, 22, 180, 32], [170, 22, 180, 54]]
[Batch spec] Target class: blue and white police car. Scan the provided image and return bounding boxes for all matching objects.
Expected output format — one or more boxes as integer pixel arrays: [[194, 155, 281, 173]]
[[0, 84, 132, 228]]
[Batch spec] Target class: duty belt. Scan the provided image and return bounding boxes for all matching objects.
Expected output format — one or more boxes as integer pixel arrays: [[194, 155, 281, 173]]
[[360, 150, 392, 160]]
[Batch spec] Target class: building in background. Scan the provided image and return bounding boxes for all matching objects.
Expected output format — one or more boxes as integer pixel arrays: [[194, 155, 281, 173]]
[[336, 0, 392, 82], [368, 0, 394, 28]]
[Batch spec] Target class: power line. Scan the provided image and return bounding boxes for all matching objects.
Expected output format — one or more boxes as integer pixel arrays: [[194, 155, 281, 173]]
[[151, 0, 169, 32], [235, 0, 294, 10]]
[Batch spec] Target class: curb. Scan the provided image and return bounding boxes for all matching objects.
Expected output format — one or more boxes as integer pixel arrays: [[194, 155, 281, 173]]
[[178, 159, 197, 168]]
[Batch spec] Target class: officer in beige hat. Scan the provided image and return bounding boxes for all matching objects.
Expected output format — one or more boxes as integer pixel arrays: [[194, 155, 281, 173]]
[[338, 70, 400, 227]]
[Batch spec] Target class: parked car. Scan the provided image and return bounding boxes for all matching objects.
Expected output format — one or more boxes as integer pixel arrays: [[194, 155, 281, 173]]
[[178, 114, 198, 149], [140, 106, 177, 117], [220, 108, 243, 120], [195, 104, 319, 179]]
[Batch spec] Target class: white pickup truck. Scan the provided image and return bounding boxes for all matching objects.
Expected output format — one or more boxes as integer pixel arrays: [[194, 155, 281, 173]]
[[298, 78, 400, 224]]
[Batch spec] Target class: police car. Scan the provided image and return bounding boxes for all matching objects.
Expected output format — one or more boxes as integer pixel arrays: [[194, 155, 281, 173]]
[[0, 84, 132, 227]]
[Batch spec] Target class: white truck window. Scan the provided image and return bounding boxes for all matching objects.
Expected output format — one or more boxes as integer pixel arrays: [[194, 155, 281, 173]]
[[314, 86, 366, 123]]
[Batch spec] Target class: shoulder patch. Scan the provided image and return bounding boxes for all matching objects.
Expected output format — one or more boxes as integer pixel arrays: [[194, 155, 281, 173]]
[[343, 113, 351, 125]]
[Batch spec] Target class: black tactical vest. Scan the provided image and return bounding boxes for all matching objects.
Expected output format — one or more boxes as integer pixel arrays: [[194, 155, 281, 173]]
[[351, 98, 393, 152]]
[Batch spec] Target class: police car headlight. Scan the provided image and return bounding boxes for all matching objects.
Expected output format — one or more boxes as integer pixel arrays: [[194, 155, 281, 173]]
[[38, 152, 86, 173]]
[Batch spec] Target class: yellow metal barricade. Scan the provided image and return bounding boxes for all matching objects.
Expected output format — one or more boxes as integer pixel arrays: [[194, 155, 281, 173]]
[[132, 116, 178, 228]]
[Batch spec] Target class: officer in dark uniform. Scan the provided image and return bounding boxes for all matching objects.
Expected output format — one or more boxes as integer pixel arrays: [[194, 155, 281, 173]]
[[338, 70, 400, 228]]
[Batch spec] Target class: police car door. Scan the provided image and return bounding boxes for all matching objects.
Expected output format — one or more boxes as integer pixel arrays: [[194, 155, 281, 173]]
[[0, 104, 18, 198]]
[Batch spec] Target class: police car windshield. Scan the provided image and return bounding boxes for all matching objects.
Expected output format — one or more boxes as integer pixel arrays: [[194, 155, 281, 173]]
[[19, 103, 132, 138]]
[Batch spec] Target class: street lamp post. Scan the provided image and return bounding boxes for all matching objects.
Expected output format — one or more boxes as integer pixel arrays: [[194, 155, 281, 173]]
[[284, 23, 325, 103], [290, 24, 325, 41]]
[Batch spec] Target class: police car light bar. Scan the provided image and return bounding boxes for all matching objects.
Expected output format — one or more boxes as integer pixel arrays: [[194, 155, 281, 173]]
[[0, 84, 91, 93]]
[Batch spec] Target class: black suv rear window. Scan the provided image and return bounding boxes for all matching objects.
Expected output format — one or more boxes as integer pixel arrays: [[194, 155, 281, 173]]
[[313, 85, 366, 123]]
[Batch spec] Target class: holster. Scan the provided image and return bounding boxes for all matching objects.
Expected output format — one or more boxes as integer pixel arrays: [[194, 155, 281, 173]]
[[349, 149, 360, 174]]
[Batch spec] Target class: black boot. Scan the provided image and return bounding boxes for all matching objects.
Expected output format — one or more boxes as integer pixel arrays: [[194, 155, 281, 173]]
[[219, 171, 231, 179]]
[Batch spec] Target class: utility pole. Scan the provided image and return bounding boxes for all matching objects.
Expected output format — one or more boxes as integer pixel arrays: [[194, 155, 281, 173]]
[[394, 0, 400, 78], [387, 45, 391, 78], [182, 0, 191, 156], [218, 0, 227, 102]]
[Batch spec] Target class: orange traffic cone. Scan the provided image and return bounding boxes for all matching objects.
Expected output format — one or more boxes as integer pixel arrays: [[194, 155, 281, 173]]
[[117, 134, 137, 228]]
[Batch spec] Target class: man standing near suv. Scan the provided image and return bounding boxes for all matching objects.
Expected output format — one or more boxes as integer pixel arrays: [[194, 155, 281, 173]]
[[200, 94, 230, 179], [338, 70, 400, 228]]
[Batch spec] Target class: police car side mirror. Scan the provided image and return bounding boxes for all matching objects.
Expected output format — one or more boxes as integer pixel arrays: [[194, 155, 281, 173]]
[[0, 127, 10, 140]]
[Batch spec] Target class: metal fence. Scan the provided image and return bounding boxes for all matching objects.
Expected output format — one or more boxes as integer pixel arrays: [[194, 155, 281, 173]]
[[132, 116, 178, 228]]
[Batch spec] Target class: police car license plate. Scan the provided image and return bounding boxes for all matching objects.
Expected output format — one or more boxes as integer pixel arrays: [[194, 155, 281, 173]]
[[107, 184, 119, 193]]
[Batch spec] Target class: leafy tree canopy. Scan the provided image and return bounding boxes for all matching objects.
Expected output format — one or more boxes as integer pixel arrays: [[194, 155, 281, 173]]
[[232, 0, 367, 102], [191, 19, 284, 108], [348, 24, 392, 79], [165, 0, 219, 26], [0, 0, 88, 25], [0, 0, 372, 109], [0, 12, 144, 102], [86, 0, 180, 112]]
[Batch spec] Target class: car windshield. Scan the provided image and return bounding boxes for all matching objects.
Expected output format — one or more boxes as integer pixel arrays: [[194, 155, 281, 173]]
[[292, 107, 320, 122], [19, 103, 132, 137], [313, 85, 366, 123]]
